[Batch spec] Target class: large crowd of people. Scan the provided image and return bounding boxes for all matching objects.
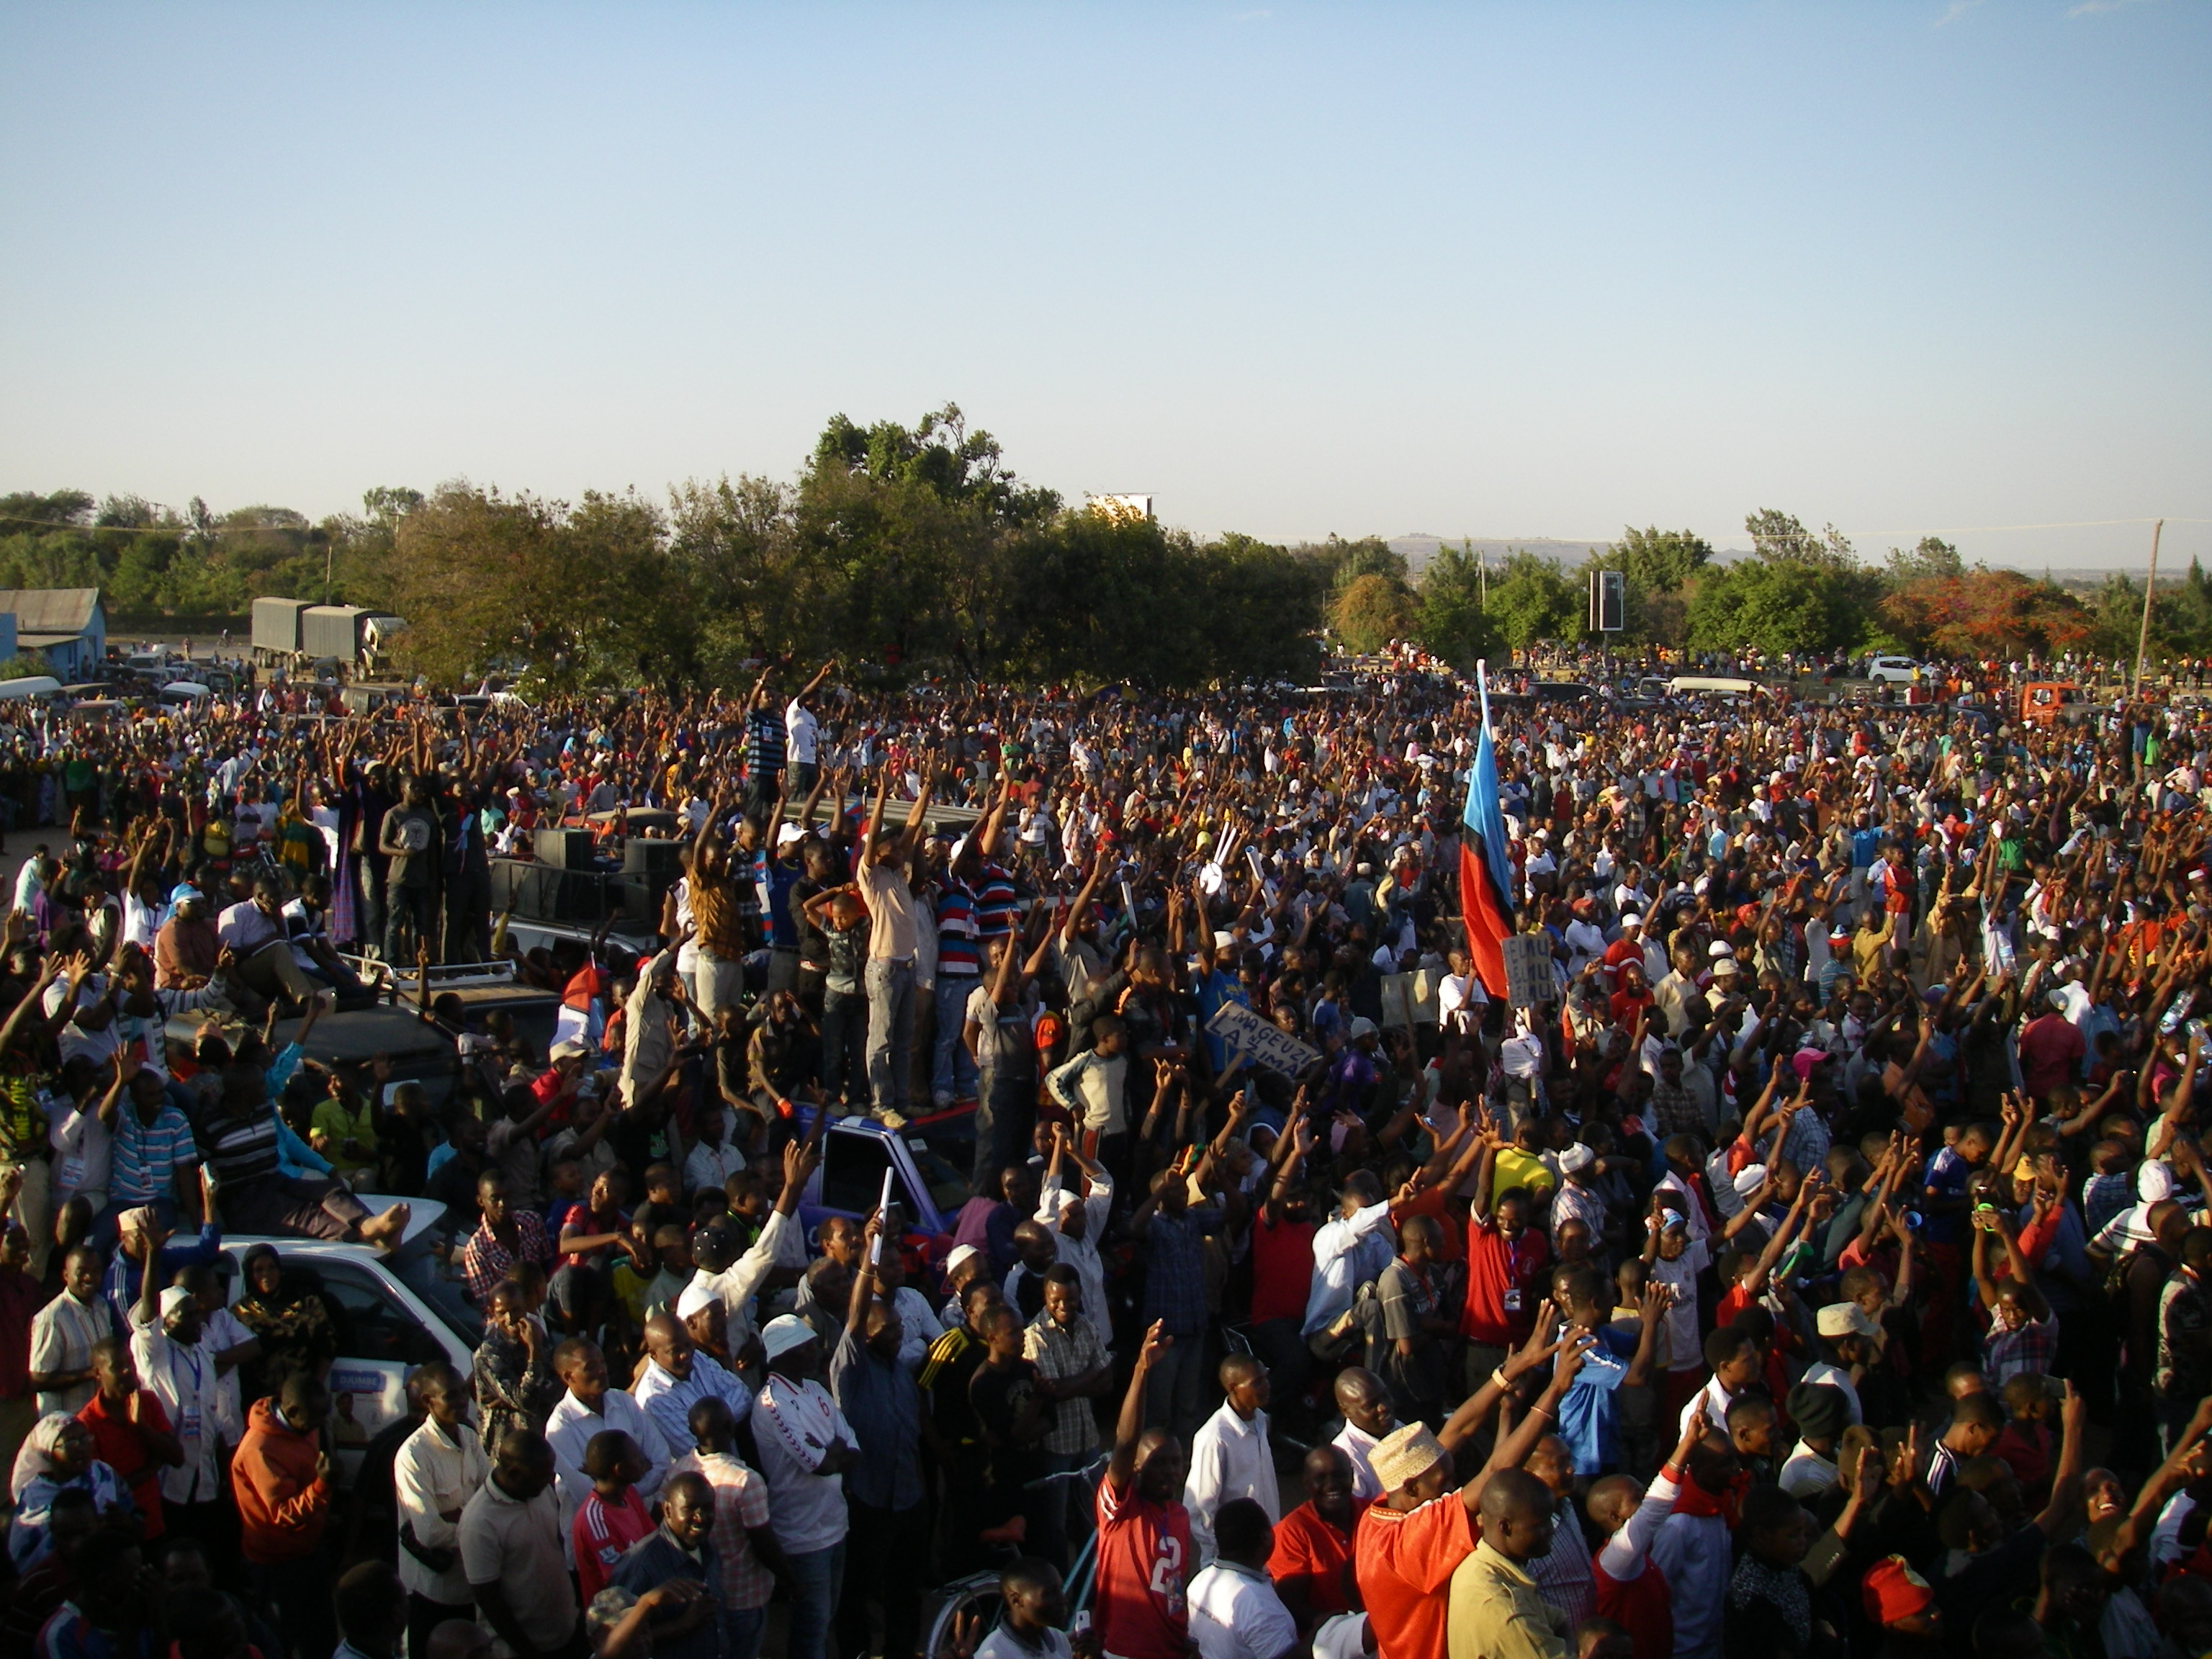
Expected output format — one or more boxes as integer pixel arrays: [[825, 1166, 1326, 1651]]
[[0, 652, 2206, 1659]]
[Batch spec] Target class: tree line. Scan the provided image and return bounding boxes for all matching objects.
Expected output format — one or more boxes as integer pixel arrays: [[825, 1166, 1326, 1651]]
[[4, 415, 2199, 685], [1334, 510, 2206, 668]]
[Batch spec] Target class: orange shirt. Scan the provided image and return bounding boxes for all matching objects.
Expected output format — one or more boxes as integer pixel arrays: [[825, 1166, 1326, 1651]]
[[1269, 1499, 1358, 1622], [1354, 1492, 1474, 1659]]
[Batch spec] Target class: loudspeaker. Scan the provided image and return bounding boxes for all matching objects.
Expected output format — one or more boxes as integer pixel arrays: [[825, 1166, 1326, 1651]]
[[535, 828, 598, 871], [623, 837, 684, 880]]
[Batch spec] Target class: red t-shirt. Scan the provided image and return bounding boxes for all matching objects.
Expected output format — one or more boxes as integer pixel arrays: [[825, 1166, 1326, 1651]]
[[1250, 1213, 1318, 1326], [1094, 1475, 1192, 1659], [1391, 1189, 1462, 1264], [1354, 1493, 1475, 1659], [1268, 1500, 1357, 1621], [1602, 936, 1646, 991], [1460, 1215, 1550, 1345], [76, 1389, 173, 1537], [1595, 1555, 1672, 1659], [2018, 1015, 2085, 1102], [572, 1486, 653, 1604]]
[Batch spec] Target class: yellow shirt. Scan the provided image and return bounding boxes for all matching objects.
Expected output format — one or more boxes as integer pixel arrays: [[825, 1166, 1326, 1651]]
[[1447, 1539, 1570, 1659], [1490, 1146, 1555, 1207]]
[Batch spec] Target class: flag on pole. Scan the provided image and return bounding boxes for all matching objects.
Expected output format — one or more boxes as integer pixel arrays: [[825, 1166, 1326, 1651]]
[[1460, 662, 1516, 998]]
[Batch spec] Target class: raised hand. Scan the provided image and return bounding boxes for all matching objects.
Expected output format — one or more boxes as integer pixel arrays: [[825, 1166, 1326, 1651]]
[[1137, 1318, 1173, 1370]]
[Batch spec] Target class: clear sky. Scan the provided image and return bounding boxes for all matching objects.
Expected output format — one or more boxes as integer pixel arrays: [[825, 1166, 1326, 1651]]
[[3, 1, 2206, 571]]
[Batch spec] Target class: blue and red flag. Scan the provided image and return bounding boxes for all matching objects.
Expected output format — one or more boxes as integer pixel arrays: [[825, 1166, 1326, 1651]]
[[1460, 662, 1516, 998]]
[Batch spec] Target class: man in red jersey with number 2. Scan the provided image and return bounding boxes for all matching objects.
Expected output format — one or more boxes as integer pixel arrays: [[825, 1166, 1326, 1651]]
[[1094, 1319, 1193, 1659]]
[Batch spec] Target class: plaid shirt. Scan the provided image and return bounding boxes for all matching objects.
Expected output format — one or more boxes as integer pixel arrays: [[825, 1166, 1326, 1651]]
[[1141, 1208, 1221, 1339], [1648, 1076, 1705, 1141], [1024, 1312, 1110, 1457], [667, 1448, 773, 1610], [460, 1210, 553, 1303], [1982, 1314, 2059, 1388]]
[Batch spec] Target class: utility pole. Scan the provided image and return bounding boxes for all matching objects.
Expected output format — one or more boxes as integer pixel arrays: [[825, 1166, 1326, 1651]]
[[2133, 518, 2165, 700]]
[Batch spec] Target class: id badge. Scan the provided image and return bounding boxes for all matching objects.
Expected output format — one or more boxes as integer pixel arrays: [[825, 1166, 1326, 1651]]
[[180, 1408, 202, 1442], [1503, 1289, 1523, 1313]]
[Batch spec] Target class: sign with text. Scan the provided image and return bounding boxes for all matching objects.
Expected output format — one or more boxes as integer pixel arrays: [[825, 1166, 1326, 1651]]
[[1502, 933, 1556, 1009], [1207, 1001, 1324, 1078]]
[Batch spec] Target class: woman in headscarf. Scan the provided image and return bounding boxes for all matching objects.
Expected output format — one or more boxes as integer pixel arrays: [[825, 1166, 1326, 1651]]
[[8, 1412, 129, 1568], [230, 1243, 337, 1407]]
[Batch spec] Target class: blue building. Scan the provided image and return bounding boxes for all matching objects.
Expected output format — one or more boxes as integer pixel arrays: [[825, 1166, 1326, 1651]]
[[0, 590, 106, 680]]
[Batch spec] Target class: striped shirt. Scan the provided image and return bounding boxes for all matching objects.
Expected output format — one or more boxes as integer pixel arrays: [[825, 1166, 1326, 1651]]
[[744, 710, 786, 778], [109, 1103, 199, 1205], [935, 884, 980, 978], [198, 1109, 282, 1189], [975, 866, 1020, 941]]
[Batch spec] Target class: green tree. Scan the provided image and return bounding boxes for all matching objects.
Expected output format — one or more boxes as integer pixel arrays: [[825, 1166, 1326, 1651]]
[[1329, 571, 1419, 654], [0, 491, 94, 527], [1591, 526, 1713, 647], [1744, 508, 1858, 571], [1484, 549, 1583, 650], [1411, 542, 1498, 667], [1887, 535, 1963, 585]]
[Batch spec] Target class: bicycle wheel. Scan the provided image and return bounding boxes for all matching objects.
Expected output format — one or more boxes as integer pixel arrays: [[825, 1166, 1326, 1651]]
[[922, 1570, 1005, 1659]]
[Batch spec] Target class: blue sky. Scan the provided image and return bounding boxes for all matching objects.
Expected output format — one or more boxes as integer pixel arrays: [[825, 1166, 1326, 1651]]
[[2, 1, 2205, 570]]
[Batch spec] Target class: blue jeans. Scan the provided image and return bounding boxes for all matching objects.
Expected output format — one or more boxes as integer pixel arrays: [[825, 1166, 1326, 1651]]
[[783, 1541, 845, 1659], [932, 975, 980, 1105], [864, 959, 914, 1115], [721, 1606, 767, 1659]]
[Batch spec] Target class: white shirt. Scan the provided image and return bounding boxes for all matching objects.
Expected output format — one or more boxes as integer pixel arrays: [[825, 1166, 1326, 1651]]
[[683, 1136, 747, 1199], [1301, 1201, 1394, 1337], [1798, 1360, 1863, 1424], [784, 701, 820, 765], [689, 1209, 800, 1347], [395, 1417, 490, 1602], [121, 893, 168, 952], [975, 1629, 1073, 1659], [1678, 1375, 1737, 1442], [1779, 1442, 1839, 1499], [199, 1304, 255, 1444], [1184, 1404, 1280, 1567], [1331, 1421, 1382, 1502], [751, 1372, 855, 1555], [1038, 1170, 1114, 1341], [544, 1388, 671, 1553], [1187, 1558, 1300, 1659], [127, 1313, 223, 1504]]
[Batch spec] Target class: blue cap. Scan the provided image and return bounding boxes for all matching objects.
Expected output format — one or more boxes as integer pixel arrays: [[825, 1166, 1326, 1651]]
[[169, 884, 203, 905]]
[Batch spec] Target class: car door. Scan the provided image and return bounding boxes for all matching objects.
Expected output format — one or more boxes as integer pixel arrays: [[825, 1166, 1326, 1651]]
[[313, 1258, 458, 1480]]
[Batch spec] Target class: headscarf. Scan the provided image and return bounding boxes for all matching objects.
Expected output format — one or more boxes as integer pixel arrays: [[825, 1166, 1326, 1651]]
[[238, 1242, 284, 1300], [9, 1411, 78, 1502]]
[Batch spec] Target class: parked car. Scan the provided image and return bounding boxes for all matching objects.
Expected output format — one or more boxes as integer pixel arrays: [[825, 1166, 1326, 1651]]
[[1863, 654, 1923, 684], [797, 1115, 972, 1251], [215, 1204, 476, 1485]]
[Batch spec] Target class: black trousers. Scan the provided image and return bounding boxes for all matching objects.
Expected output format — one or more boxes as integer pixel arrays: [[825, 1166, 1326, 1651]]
[[837, 1497, 930, 1659], [385, 880, 434, 965]]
